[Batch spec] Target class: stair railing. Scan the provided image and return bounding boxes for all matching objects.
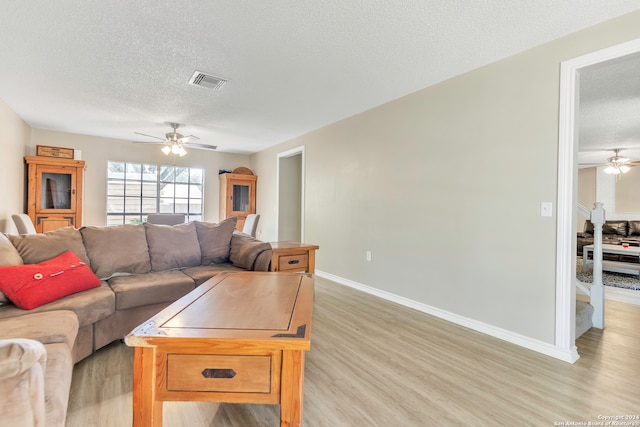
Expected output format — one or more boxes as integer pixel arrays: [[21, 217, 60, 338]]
[[589, 202, 605, 329], [576, 203, 592, 297]]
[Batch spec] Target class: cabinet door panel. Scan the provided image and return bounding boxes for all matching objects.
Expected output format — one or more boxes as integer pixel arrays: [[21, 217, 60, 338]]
[[35, 166, 77, 213]]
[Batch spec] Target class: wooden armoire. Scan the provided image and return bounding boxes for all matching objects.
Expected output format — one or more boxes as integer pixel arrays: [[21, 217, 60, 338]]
[[219, 171, 257, 232], [25, 156, 85, 233]]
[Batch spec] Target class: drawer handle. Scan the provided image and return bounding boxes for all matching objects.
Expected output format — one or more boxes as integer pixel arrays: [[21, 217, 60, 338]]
[[288, 260, 300, 265], [201, 368, 236, 379]]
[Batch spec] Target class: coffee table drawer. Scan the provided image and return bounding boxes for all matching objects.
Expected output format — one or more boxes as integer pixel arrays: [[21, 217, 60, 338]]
[[167, 354, 271, 393], [278, 253, 308, 271]]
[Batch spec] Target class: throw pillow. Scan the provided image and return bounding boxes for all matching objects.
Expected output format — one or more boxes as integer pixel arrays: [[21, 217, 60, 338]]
[[144, 222, 201, 272], [8, 227, 90, 265], [0, 250, 101, 310], [80, 224, 151, 279], [0, 233, 24, 305], [194, 217, 237, 264]]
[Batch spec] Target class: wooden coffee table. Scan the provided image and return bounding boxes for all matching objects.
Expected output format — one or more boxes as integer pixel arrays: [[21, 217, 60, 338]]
[[125, 271, 314, 427]]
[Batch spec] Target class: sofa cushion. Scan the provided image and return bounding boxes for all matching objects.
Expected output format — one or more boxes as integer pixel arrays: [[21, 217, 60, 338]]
[[604, 220, 628, 236], [80, 224, 151, 279], [0, 310, 79, 348], [182, 263, 245, 286], [0, 283, 115, 328], [8, 227, 90, 265], [584, 220, 628, 236], [194, 218, 237, 265], [629, 221, 640, 237], [0, 251, 101, 310], [107, 270, 195, 310], [0, 234, 23, 267], [144, 222, 201, 272], [0, 234, 23, 306]]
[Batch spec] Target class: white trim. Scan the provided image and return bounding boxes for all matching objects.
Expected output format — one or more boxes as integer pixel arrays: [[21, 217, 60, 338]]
[[276, 146, 306, 241], [605, 286, 640, 305], [556, 38, 640, 359], [317, 270, 579, 363]]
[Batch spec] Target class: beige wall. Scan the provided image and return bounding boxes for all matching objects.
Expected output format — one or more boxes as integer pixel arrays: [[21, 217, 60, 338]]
[[251, 11, 640, 344], [0, 98, 30, 233], [615, 166, 640, 213], [278, 153, 302, 241], [29, 129, 251, 226]]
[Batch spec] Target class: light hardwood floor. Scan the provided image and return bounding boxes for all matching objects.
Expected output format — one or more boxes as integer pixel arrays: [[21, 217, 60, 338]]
[[66, 277, 640, 426]]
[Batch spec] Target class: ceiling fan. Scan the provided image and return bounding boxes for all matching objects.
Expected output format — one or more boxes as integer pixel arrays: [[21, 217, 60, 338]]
[[579, 148, 640, 176], [133, 123, 217, 157]]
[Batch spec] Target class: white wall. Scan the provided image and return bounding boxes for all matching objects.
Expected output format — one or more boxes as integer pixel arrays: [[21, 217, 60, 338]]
[[29, 129, 251, 226], [251, 11, 640, 345], [0, 97, 30, 233]]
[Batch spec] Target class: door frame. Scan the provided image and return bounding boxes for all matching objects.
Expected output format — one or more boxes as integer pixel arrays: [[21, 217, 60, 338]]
[[556, 38, 640, 362], [276, 145, 305, 242]]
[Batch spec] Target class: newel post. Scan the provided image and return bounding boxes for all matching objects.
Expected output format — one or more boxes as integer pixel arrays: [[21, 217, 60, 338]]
[[590, 202, 605, 329]]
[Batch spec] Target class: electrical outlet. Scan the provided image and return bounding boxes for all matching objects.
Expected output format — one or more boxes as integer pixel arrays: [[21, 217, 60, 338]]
[[366, 251, 372, 261]]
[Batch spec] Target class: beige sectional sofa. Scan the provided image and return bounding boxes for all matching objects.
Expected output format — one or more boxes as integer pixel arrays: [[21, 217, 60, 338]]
[[0, 217, 272, 426]]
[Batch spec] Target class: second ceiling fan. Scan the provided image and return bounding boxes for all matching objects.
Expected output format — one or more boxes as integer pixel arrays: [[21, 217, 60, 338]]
[[581, 148, 640, 176]]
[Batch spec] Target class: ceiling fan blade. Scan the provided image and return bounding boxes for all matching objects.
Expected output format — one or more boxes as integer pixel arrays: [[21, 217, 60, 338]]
[[183, 142, 217, 151], [180, 134, 200, 142], [134, 132, 167, 142]]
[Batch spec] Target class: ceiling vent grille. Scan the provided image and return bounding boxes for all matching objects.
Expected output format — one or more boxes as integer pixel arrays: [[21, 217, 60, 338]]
[[188, 71, 227, 90]]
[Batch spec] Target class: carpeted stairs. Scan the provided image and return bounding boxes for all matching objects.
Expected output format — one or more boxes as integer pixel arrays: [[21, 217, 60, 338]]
[[576, 299, 594, 338]]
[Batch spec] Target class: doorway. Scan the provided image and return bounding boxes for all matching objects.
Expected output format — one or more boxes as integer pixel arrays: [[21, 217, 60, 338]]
[[277, 146, 305, 242], [556, 38, 640, 362]]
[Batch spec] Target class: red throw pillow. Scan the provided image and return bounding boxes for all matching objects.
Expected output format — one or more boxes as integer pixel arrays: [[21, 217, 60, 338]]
[[0, 250, 101, 310]]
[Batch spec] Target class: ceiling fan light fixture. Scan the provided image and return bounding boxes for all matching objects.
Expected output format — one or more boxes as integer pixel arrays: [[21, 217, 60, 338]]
[[161, 145, 171, 155], [620, 165, 631, 173], [604, 165, 618, 174]]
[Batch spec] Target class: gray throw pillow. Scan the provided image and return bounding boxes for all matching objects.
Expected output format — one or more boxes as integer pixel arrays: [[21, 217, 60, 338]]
[[144, 222, 201, 271], [194, 217, 237, 265], [80, 224, 151, 279], [8, 227, 90, 265], [0, 233, 23, 304]]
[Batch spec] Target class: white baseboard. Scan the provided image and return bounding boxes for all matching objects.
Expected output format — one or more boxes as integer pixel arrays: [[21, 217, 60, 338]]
[[316, 270, 580, 364], [605, 286, 640, 305]]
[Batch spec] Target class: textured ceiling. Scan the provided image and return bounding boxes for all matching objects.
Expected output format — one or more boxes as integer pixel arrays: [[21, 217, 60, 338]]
[[0, 1, 639, 154], [578, 51, 640, 166]]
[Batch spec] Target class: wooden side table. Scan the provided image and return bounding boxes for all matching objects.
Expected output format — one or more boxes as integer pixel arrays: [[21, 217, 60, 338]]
[[269, 242, 319, 274]]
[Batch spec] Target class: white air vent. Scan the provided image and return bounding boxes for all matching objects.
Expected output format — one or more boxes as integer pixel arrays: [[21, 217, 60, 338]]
[[188, 71, 227, 90]]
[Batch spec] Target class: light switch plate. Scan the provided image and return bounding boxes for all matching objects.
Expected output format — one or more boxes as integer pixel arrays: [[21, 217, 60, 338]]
[[541, 202, 553, 217]]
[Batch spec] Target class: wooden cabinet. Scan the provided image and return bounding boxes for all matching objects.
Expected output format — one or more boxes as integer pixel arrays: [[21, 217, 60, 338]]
[[219, 172, 257, 231], [25, 156, 85, 233]]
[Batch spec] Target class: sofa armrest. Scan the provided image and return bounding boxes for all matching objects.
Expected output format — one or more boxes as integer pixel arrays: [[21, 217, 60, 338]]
[[0, 338, 46, 381], [0, 338, 46, 426], [230, 232, 273, 271]]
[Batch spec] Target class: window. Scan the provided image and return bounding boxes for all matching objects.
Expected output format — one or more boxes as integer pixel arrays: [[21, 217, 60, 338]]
[[106, 161, 204, 225]]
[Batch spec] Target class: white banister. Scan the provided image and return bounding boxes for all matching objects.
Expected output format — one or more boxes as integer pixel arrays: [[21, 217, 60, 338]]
[[589, 202, 605, 329], [576, 280, 590, 296], [577, 203, 591, 219]]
